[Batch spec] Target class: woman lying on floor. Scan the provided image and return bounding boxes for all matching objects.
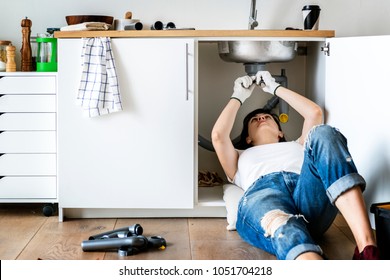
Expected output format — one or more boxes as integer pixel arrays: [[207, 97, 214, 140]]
[[211, 71, 379, 260]]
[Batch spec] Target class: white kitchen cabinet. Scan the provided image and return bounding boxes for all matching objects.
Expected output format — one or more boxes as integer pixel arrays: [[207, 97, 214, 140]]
[[0, 73, 57, 212], [54, 32, 390, 225], [324, 35, 390, 227], [56, 35, 335, 220], [57, 38, 196, 220]]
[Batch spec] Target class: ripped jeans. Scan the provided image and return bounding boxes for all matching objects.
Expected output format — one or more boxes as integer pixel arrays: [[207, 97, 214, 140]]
[[236, 125, 366, 260]]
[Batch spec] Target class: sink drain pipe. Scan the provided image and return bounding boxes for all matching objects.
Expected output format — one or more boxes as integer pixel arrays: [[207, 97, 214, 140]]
[[198, 64, 289, 152]]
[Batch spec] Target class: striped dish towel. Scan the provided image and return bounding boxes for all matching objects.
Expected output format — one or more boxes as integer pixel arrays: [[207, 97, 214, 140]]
[[77, 37, 123, 117]]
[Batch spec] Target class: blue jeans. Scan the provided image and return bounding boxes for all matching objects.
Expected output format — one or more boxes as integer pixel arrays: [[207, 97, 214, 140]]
[[236, 125, 366, 260]]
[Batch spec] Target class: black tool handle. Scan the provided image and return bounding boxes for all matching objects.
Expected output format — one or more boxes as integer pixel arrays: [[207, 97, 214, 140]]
[[81, 236, 147, 251], [88, 224, 143, 240]]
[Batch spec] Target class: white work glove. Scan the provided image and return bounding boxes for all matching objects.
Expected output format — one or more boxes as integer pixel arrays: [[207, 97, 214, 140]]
[[256, 71, 281, 95], [231, 75, 256, 105]]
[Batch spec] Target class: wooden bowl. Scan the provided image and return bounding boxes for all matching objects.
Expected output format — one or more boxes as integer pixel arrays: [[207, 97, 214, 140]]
[[66, 15, 114, 25]]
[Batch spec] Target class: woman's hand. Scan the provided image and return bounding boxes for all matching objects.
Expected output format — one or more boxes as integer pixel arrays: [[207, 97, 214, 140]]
[[230, 75, 256, 105], [255, 71, 323, 144], [255, 71, 281, 95]]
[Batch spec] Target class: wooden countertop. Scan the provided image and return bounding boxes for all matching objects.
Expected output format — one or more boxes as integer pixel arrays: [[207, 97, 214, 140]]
[[54, 29, 335, 39]]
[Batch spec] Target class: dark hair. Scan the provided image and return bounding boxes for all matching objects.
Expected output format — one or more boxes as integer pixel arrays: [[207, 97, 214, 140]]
[[234, 108, 286, 150]]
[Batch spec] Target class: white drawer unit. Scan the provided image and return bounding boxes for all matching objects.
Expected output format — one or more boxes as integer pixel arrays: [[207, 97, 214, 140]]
[[0, 73, 57, 216], [0, 177, 56, 199], [0, 131, 56, 153], [0, 154, 56, 175], [0, 95, 56, 112], [0, 113, 56, 130], [0, 76, 56, 94]]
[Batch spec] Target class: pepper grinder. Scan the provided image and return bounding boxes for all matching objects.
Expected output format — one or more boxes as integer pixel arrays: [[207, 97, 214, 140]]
[[6, 44, 16, 72], [21, 17, 33, 72]]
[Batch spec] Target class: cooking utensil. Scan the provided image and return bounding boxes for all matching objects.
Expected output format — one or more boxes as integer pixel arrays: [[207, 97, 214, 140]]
[[66, 15, 114, 25]]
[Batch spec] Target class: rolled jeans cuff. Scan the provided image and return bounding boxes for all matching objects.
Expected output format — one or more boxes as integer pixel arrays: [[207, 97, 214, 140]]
[[326, 173, 366, 204], [286, 243, 324, 260]]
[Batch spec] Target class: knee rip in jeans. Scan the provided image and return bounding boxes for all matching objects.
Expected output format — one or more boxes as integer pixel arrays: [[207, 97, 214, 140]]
[[260, 209, 308, 238], [304, 125, 352, 163]]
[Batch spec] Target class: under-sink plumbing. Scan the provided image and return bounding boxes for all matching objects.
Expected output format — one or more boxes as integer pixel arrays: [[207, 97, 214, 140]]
[[244, 64, 289, 123], [249, 0, 259, 30]]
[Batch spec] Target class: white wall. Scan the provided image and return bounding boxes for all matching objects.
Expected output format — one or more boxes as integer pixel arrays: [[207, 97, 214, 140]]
[[2, 0, 390, 56]]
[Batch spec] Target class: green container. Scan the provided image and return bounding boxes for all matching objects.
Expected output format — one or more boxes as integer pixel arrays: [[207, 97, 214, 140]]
[[36, 37, 57, 72]]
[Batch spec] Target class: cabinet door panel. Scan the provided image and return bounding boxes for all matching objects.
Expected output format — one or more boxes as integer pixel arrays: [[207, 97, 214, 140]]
[[325, 35, 390, 226], [58, 38, 195, 209]]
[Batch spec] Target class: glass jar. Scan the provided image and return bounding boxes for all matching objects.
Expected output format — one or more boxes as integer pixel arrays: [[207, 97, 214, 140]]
[[31, 36, 37, 71], [36, 34, 57, 72], [0, 40, 11, 71]]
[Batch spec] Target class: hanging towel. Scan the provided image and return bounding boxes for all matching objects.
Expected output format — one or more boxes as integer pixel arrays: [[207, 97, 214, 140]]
[[77, 37, 123, 117]]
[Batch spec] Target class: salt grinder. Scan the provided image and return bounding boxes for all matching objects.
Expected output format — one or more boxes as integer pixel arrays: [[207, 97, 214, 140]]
[[6, 44, 16, 72], [21, 17, 33, 72]]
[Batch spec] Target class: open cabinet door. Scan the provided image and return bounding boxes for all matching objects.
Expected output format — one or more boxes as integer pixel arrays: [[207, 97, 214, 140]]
[[325, 35, 390, 227]]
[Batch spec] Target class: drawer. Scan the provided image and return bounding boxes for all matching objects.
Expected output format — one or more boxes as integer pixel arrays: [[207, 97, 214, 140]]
[[0, 95, 56, 112], [0, 113, 55, 130], [0, 154, 56, 175], [0, 131, 55, 153], [0, 76, 56, 94], [0, 176, 56, 199]]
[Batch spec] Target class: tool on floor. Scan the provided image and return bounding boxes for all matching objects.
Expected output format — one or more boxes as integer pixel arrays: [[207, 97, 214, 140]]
[[81, 223, 166, 256], [88, 223, 143, 240]]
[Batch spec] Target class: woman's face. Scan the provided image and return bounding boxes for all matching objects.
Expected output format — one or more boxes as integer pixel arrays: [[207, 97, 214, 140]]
[[246, 113, 282, 145]]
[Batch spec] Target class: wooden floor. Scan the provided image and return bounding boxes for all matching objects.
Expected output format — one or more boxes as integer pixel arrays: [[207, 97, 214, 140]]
[[0, 203, 358, 260]]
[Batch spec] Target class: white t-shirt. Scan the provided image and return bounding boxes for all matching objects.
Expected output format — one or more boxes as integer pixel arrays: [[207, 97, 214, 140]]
[[231, 141, 304, 191]]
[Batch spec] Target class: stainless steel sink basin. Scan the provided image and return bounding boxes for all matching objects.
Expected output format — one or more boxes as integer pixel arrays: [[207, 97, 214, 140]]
[[218, 41, 297, 64]]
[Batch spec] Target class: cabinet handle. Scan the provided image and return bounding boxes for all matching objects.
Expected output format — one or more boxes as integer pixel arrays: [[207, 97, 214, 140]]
[[185, 43, 189, 101]]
